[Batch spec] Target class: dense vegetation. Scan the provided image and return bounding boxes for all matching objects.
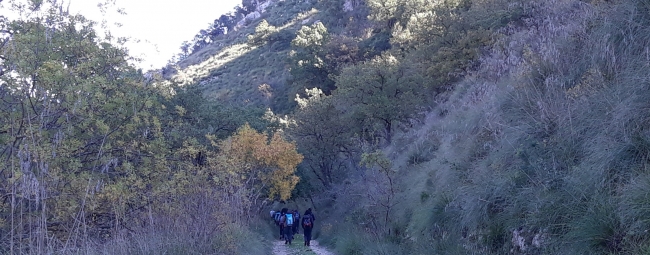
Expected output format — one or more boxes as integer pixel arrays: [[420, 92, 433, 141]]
[[3, 0, 650, 254], [0, 1, 298, 253]]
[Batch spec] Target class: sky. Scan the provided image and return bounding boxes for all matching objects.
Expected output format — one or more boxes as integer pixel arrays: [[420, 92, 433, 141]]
[[65, 0, 242, 70]]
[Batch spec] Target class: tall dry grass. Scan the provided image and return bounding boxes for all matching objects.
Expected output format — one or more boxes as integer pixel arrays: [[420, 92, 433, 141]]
[[317, 0, 650, 254]]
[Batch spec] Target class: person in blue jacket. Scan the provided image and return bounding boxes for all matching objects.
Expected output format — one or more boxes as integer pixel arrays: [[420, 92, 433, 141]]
[[280, 208, 294, 245]]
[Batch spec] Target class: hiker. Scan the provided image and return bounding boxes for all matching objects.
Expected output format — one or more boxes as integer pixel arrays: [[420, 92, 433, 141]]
[[274, 210, 282, 225], [280, 208, 294, 244], [292, 209, 300, 235], [270, 210, 278, 229], [302, 208, 315, 246], [274, 210, 283, 239]]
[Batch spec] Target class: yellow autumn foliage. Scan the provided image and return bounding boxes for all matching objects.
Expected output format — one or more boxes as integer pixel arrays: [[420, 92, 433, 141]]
[[219, 124, 303, 201]]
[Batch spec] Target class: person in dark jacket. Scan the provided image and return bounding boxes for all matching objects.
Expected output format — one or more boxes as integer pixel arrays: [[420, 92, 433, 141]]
[[302, 208, 315, 246], [278, 209, 285, 240], [292, 209, 300, 235], [281, 208, 293, 245]]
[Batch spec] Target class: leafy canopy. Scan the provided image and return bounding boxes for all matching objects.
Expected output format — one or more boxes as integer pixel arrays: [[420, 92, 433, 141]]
[[218, 124, 303, 200]]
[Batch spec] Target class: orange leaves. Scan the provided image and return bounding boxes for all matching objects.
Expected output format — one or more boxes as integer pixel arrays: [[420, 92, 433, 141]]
[[227, 124, 268, 163], [219, 124, 303, 201]]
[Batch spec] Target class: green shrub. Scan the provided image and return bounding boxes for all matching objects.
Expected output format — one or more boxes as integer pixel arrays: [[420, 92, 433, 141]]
[[336, 232, 364, 255], [407, 138, 439, 165], [419, 192, 430, 203]]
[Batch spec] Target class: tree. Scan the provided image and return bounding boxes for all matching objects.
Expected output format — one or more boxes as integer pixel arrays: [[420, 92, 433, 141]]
[[212, 13, 237, 36], [390, 0, 489, 88], [216, 124, 303, 205], [324, 34, 363, 74], [240, 0, 259, 15], [179, 40, 191, 59], [163, 84, 270, 145], [334, 53, 425, 144], [0, 5, 170, 249], [290, 88, 354, 188], [0, 2, 292, 252], [366, 0, 402, 28], [365, 0, 490, 89], [247, 19, 278, 47], [289, 22, 336, 95], [360, 151, 400, 236], [316, 0, 347, 29]]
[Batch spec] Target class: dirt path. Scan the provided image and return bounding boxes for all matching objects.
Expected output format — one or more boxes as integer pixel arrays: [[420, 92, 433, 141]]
[[272, 240, 293, 255], [271, 235, 335, 255], [306, 240, 334, 255]]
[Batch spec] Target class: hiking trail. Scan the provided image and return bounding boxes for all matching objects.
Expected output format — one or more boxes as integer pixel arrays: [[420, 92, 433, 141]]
[[272, 235, 335, 255]]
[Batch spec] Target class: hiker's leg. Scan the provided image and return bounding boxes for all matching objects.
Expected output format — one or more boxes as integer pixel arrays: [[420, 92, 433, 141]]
[[285, 226, 293, 244], [283, 227, 287, 243], [288, 226, 294, 244], [306, 228, 310, 246], [303, 228, 307, 242], [284, 226, 289, 244]]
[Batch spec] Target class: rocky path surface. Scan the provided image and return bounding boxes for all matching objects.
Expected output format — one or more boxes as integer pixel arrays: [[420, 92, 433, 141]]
[[271, 235, 334, 255]]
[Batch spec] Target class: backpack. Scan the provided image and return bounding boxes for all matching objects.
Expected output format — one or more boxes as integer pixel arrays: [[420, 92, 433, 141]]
[[274, 212, 281, 223], [285, 213, 294, 226], [302, 214, 312, 227]]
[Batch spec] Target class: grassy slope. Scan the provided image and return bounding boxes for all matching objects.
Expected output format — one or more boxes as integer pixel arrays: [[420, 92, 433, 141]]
[[372, 0, 650, 254], [309, 0, 650, 254], [167, 0, 319, 112]]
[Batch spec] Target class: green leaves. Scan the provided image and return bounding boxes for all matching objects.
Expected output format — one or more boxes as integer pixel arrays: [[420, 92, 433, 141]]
[[0, 5, 174, 248], [335, 53, 425, 143], [247, 20, 279, 47], [293, 22, 329, 49], [289, 22, 336, 94], [290, 88, 352, 188]]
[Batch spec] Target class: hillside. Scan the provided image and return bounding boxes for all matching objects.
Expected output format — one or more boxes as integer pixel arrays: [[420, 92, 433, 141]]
[[3, 0, 650, 254], [162, 0, 378, 113], [183, 0, 650, 254]]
